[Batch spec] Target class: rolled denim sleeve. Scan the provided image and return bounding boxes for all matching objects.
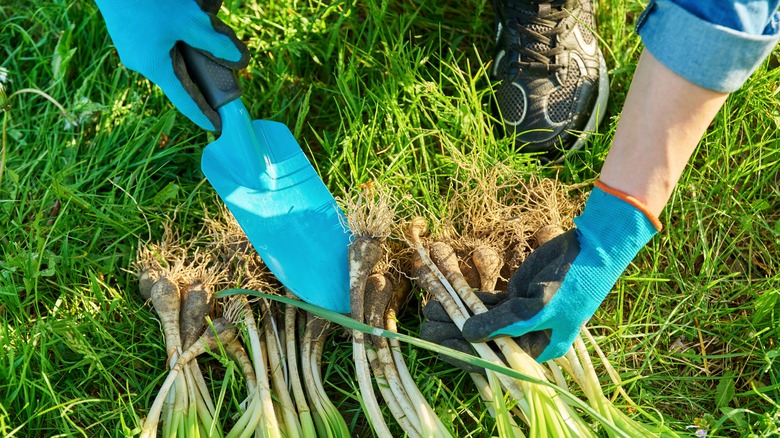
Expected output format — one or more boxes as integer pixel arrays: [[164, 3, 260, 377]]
[[636, 0, 780, 92]]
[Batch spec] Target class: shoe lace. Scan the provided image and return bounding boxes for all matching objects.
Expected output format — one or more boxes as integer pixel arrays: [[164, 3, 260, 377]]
[[506, 0, 569, 71]]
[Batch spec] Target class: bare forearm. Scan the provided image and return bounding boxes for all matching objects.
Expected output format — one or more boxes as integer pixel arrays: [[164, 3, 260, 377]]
[[600, 50, 729, 217]]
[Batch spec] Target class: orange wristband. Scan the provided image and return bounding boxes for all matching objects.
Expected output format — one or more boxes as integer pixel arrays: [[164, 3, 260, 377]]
[[594, 181, 663, 231]]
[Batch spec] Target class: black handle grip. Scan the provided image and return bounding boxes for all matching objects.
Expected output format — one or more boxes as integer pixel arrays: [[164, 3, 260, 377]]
[[180, 43, 242, 109]]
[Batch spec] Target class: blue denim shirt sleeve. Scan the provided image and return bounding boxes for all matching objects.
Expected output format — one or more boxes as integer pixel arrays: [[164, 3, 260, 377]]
[[636, 0, 780, 92]]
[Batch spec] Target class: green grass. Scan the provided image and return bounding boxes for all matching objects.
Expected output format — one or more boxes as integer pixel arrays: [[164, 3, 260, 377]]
[[1, 0, 779, 436]]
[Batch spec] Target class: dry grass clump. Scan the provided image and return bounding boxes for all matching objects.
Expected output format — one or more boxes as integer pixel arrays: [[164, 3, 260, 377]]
[[439, 161, 585, 290], [201, 204, 280, 294]]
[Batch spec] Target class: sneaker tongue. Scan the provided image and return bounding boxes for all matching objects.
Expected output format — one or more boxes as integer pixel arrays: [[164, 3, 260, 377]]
[[526, 5, 553, 57]]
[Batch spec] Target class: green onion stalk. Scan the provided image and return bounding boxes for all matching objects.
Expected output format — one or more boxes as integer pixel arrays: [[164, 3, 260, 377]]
[[384, 274, 452, 438], [343, 188, 397, 437], [284, 302, 318, 438], [224, 297, 280, 438], [303, 314, 352, 438], [262, 301, 302, 438], [365, 272, 424, 437], [422, 225, 678, 437]]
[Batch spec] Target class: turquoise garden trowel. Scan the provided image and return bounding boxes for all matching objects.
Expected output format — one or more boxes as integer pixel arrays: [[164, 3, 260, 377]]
[[182, 45, 351, 313]]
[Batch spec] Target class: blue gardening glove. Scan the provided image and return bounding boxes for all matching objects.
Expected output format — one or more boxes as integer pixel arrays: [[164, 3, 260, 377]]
[[94, 0, 249, 131], [461, 182, 662, 363]]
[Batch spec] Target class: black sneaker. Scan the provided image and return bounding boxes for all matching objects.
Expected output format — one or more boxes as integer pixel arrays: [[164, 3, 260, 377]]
[[491, 0, 608, 162]]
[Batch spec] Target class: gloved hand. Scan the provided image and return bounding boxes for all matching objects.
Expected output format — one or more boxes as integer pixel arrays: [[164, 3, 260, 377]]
[[461, 181, 661, 363], [420, 291, 551, 374], [94, 0, 249, 131]]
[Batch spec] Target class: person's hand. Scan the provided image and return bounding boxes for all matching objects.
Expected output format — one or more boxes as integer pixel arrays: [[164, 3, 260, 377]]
[[461, 182, 661, 363], [95, 0, 249, 131], [420, 291, 550, 374]]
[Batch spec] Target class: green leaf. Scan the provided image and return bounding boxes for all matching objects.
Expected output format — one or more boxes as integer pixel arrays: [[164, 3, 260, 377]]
[[718, 407, 748, 431], [752, 289, 779, 326], [750, 199, 770, 211], [0, 83, 9, 111], [5, 168, 18, 185], [149, 182, 180, 205], [52, 26, 76, 85], [37, 266, 55, 278], [293, 85, 312, 139], [715, 372, 736, 409]]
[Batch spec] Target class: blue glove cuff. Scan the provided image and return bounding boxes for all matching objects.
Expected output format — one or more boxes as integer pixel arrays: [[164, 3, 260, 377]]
[[571, 183, 660, 302]]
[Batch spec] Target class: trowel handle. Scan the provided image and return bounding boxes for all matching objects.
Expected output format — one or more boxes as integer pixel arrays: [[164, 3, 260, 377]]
[[180, 43, 243, 109]]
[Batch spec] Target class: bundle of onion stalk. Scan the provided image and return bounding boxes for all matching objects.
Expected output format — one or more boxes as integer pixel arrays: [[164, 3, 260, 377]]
[[342, 188, 453, 437], [210, 206, 352, 438], [134, 231, 226, 438], [406, 217, 679, 437], [223, 294, 352, 438], [134, 210, 351, 437]]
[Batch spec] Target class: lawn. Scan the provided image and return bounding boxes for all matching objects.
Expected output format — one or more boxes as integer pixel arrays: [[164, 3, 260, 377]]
[[1, 0, 779, 437]]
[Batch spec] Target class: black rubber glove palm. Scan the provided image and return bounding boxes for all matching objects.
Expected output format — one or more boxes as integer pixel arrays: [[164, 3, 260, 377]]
[[420, 291, 551, 374]]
